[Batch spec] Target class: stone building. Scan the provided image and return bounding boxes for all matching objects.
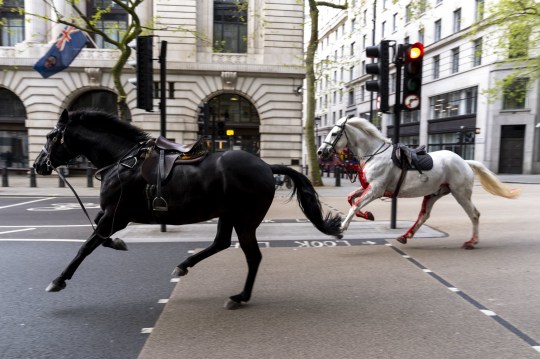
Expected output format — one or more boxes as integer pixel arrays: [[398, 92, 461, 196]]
[[314, 0, 540, 174], [0, 0, 305, 170]]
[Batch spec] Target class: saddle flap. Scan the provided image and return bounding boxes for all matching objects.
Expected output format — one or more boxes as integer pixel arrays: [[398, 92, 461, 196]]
[[391, 143, 433, 172], [141, 151, 180, 184]]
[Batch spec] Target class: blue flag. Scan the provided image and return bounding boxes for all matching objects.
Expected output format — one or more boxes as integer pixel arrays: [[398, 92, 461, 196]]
[[33, 26, 88, 79]]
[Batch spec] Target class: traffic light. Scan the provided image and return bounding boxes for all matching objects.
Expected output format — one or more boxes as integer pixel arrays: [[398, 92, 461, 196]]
[[365, 41, 390, 112], [217, 121, 225, 137], [402, 42, 424, 111], [197, 103, 210, 135], [128, 36, 154, 112]]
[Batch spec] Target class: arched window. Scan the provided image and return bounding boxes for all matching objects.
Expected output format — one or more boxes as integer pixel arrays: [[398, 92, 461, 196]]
[[203, 93, 260, 155], [0, 88, 27, 167]]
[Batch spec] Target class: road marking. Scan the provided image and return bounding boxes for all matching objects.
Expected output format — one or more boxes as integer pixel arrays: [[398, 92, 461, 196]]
[[0, 197, 52, 209], [158, 299, 169, 304], [0, 228, 35, 235], [0, 224, 92, 228], [389, 244, 540, 353], [141, 328, 153, 334], [170, 278, 181, 283], [0, 238, 85, 243]]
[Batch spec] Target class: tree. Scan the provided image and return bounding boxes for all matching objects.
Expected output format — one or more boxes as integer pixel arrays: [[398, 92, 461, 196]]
[[21, 0, 146, 118], [470, 0, 540, 102], [305, 0, 348, 187]]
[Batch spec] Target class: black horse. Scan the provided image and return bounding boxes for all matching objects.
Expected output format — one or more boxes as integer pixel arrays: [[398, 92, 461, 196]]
[[33, 109, 342, 308]]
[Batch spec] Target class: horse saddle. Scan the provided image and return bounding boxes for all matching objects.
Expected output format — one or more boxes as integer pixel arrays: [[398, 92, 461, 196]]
[[391, 143, 433, 173], [141, 136, 209, 211]]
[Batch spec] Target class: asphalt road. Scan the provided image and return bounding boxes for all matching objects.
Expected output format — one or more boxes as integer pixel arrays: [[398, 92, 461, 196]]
[[0, 196, 198, 359]]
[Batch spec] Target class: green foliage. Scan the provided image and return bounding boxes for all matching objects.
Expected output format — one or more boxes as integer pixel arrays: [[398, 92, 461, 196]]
[[471, 0, 540, 101]]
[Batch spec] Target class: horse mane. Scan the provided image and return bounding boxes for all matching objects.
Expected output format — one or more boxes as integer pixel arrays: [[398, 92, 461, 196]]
[[346, 117, 391, 143], [68, 109, 151, 143]]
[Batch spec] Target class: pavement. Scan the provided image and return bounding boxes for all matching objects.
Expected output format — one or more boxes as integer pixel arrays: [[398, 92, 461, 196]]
[[3, 171, 540, 358]]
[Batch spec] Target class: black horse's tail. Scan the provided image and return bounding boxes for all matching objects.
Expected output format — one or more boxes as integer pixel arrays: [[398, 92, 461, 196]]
[[270, 165, 342, 237]]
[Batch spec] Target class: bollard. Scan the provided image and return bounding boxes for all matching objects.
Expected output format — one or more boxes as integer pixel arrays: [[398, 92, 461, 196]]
[[29, 167, 37, 187], [304, 165, 309, 176], [58, 167, 66, 188], [335, 166, 341, 187], [2, 166, 8, 187], [86, 167, 94, 188]]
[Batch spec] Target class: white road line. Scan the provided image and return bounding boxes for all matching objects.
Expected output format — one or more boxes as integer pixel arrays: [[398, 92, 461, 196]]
[[0, 197, 53, 209], [0, 228, 36, 235], [480, 309, 497, 317], [0, 238, 85, 243], [158, 299, 169, 304], [141, 328, 153, 334], [0, 224, 92, 228]]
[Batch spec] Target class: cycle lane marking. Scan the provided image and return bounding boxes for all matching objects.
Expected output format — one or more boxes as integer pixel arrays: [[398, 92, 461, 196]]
[[0, 197, 53, 209]]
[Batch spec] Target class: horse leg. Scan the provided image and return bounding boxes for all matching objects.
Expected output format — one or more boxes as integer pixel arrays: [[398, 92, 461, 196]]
[[341, 185, 380, 232], [347, 187, 374, 220], [226, 225, 262, 310], [397, 185, 450, 244], [172, 217, 233, 276], [91, 210, 128, 251], [46, 212, 129, 292], [452, 190, 480, 249]]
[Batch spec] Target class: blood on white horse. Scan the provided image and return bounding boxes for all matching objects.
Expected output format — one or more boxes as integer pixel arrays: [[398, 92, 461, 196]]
[[318, 116, 520, 249]]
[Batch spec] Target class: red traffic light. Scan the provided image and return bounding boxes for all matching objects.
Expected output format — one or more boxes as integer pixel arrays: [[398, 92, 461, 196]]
[[407, 42, 424, 60]]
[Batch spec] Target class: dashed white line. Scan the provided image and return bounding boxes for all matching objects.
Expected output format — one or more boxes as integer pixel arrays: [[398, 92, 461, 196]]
[[141, 328, 153, 334], [480, 309, 497, 317], [170, 278, 181, 283], [0, 228, 36, 235], [158, 299, 169, 304], [0, 197, 52, 209]]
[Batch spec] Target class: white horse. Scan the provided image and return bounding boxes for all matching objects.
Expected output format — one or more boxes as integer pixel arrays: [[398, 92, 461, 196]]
[[317, 116, 520, 249]]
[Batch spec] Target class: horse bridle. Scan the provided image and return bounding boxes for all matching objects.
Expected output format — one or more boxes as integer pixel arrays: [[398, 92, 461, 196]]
[[323, 118, 350, 155]]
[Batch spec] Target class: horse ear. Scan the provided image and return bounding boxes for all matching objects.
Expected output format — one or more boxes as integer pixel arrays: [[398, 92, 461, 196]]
[[59, 109, 69, 125]]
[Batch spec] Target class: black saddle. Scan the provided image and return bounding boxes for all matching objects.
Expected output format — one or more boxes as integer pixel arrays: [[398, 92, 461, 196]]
[[141, 136, 209, 211], [391, 143, 433, 173]]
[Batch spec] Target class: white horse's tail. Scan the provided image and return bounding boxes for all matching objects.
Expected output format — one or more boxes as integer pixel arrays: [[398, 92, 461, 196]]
[[466, 161, 521, 199]]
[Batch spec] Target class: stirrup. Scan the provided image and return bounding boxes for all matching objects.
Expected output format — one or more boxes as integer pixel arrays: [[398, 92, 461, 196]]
[[153, 197, 168, 212]]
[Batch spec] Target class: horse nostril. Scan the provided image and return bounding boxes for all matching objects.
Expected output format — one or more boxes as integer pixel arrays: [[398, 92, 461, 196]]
[[317, 150, 322, 155]]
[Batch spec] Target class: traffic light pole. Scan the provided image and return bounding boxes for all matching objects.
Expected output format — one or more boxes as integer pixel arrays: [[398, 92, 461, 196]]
[[391, 44, 405, 230], [159, 40, 167, 233]]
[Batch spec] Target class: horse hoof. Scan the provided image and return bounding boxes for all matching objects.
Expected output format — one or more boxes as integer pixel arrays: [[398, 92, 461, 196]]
[[111, 238, 128, 251], [396, 236, 407, 244], [462, 243, 475, 250], [365, 212, 375, 221], [46, 279, 66, 292], [336, 234, 344, 239], [224, 298, 243, 310], [171, 266, 188, 276]]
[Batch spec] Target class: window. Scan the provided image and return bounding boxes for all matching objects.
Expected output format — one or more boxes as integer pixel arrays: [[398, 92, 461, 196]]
[[363, 9, 368, 26], [508, 24, 530, 59], [208, 93, 259, 153], [350, 42, 355, 56], [0, 88, 27, 168], [433, 55, 440, 79], [473, 38, 482, 66], [434, 19, 442, 42], [502, 78, 529, 110], [475, 0, 485, 22], [392, 13, 398, 32], [360, 85, 365, 102], [88, 0, 128, 49], [362, 35, 367, 50], [429, 87, 478, 120], [428, 131, 475, 160], [418, 27, 424, 43], [381, 21, 386, 38], [451, 47, 459, 73], [348, 90, 355, 106], [351, 18, 356, 33], [405, 4, 411, 24], [453, 8, 461, 33], [213, 0, 247, 53], [0, 0, 24, 46], [350, 65, 355, 81]]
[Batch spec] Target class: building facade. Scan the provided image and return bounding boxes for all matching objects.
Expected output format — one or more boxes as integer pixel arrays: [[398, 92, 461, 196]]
[[0, 0, 305, 170], [314, 0, 540, 174]]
